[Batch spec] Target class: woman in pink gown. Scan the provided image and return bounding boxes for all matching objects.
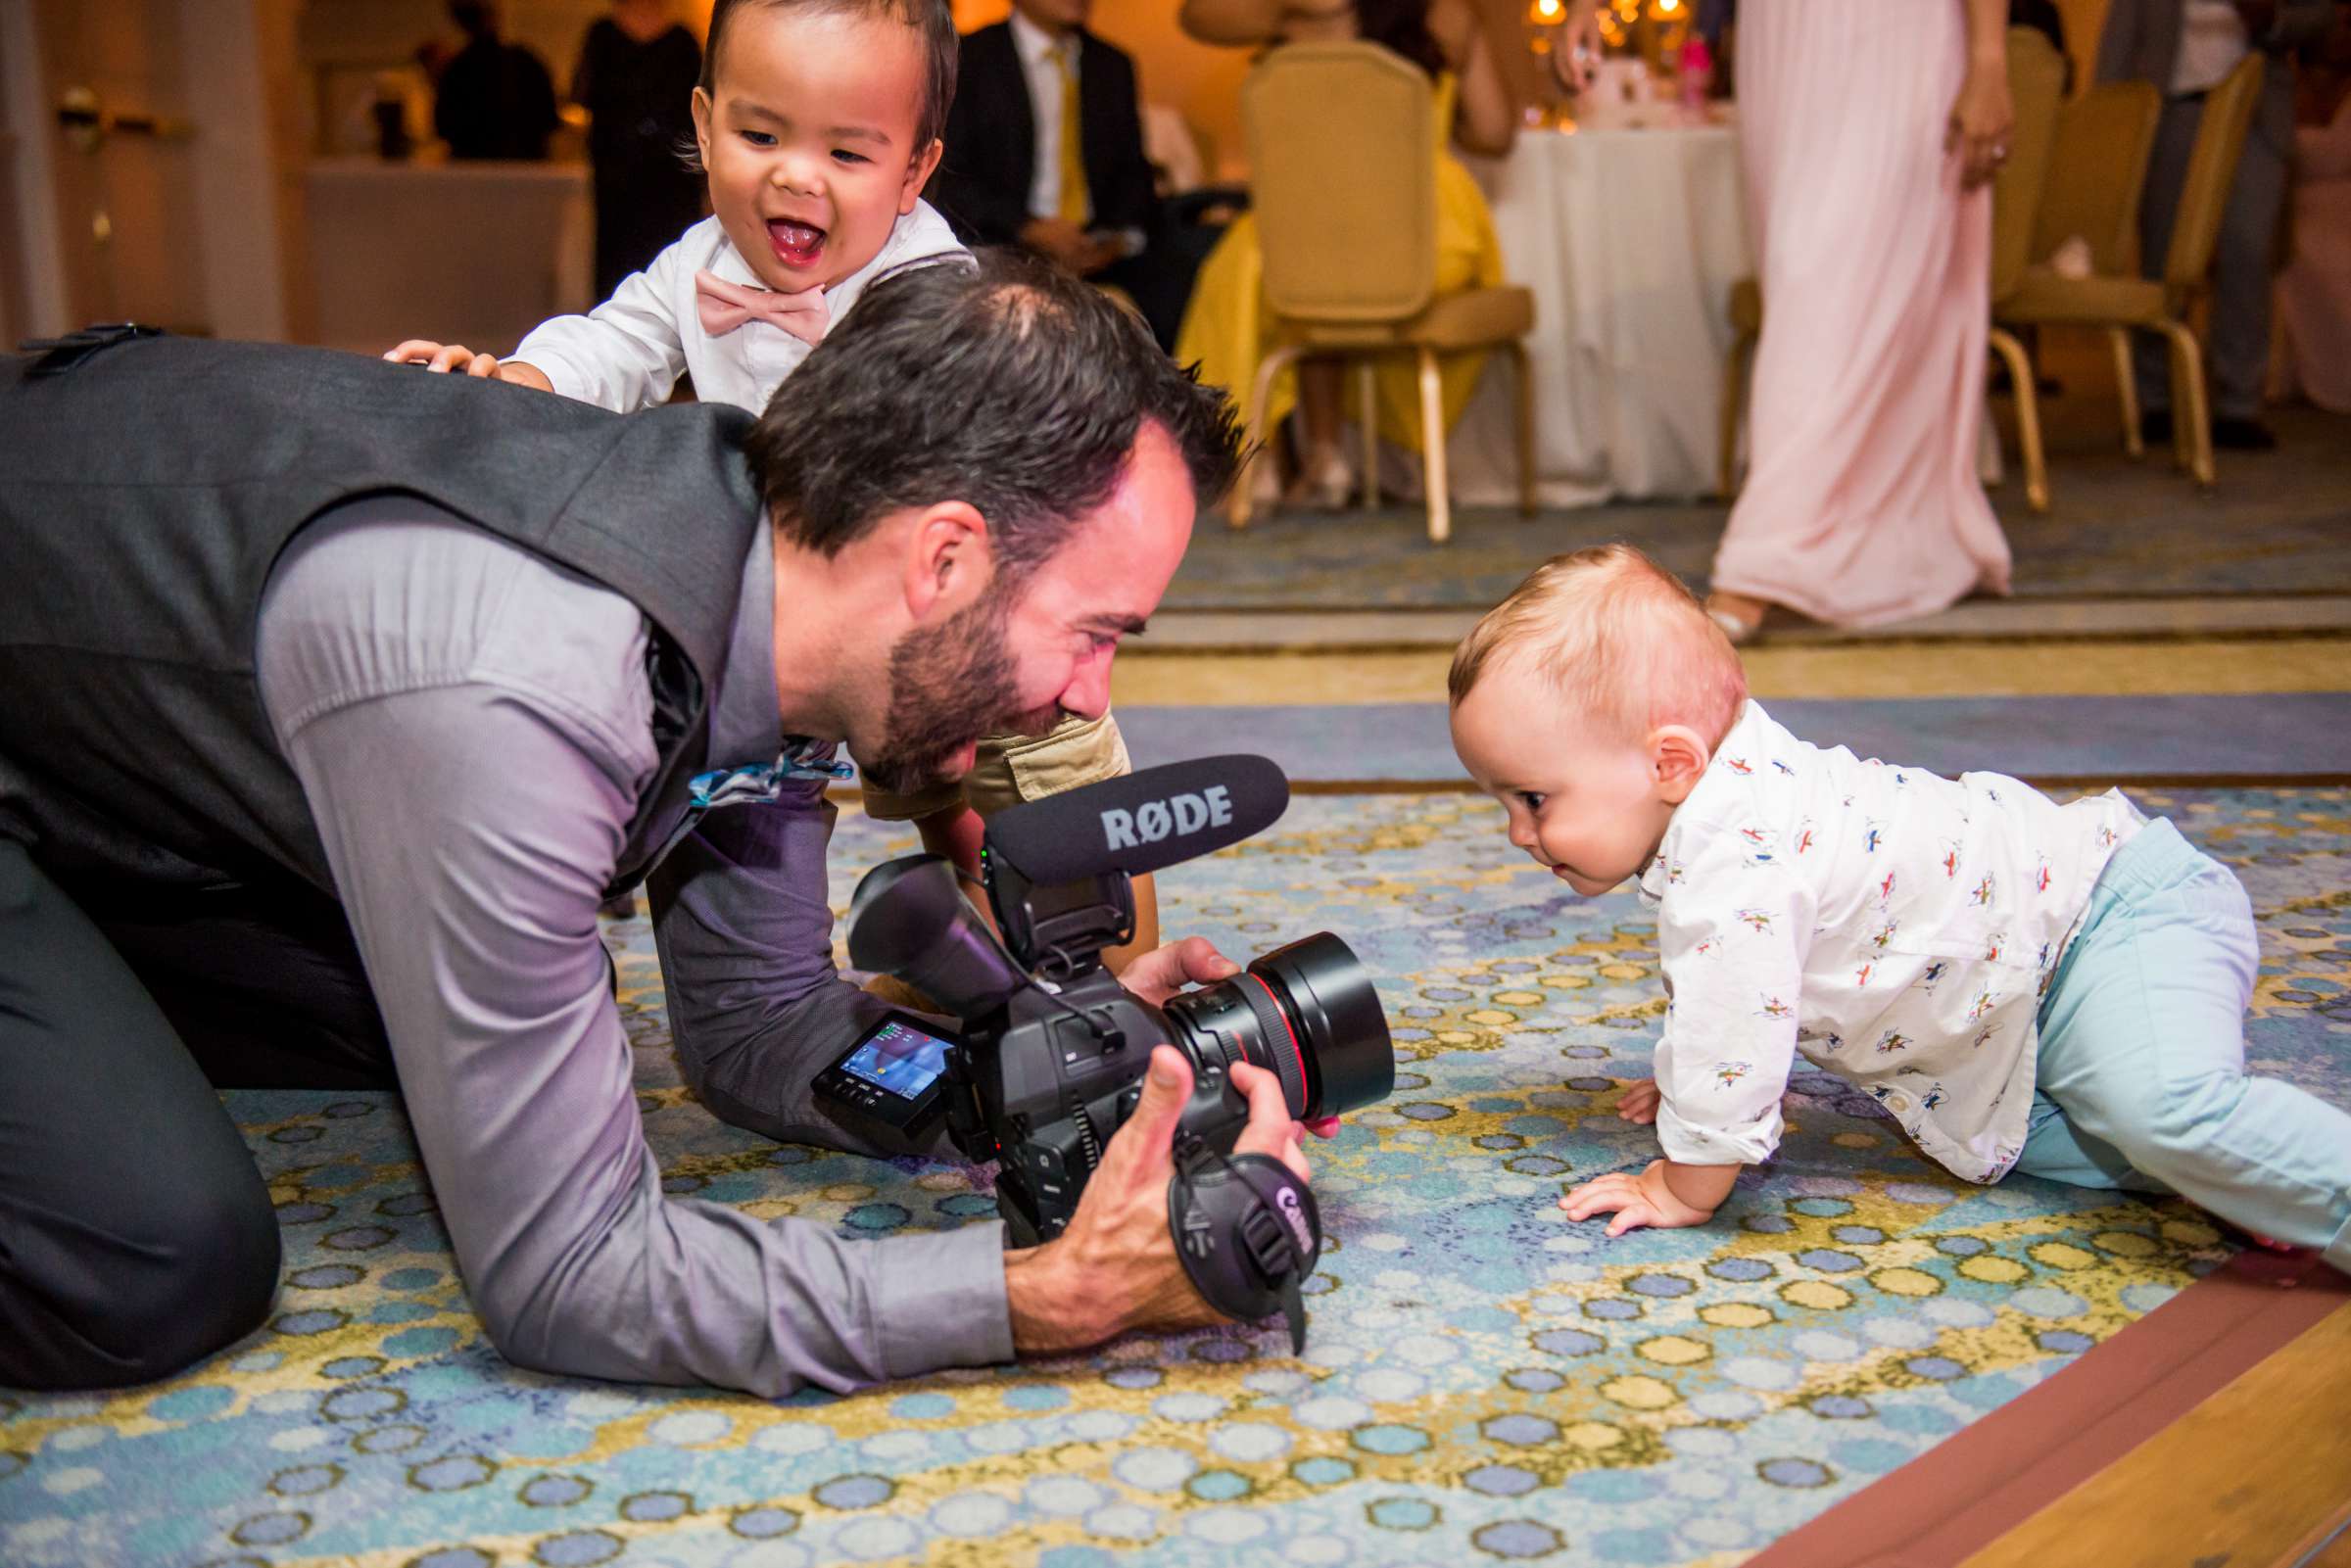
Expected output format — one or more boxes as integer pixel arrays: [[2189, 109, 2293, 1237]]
[[1705, 0, 2017, 638], [2273, 4, 2351, 414]]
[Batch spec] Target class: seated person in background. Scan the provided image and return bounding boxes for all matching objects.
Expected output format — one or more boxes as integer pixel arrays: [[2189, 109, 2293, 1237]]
[[2273, 0, 2351, 412], [1449, 546, 2351, 1272], [927, 0, 1198, 351], [1174, 0, 1517, 508], [434, 0, 561, 160]]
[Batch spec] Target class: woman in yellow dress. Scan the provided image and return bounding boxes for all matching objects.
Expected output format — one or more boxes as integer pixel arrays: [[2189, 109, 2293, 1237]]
[[1176, 0, 1517, 507]]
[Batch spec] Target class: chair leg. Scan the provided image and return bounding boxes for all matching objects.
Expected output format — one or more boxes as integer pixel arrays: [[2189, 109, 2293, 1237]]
[[1988, 327, 2047, 513], [1718, 329, 1754, 499], [1415, 346, 1451, 545], [2108, 327, 2142, 458], [2158, 318, 2215, 487], [1230, 343, 1305, 530], [1508, 340, 1536, 519], [1356, 357, 1380, 511]]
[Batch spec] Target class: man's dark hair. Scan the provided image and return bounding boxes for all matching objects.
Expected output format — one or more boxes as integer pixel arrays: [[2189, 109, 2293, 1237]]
[[700, 0, 959, 151], [745, 250, 1242, 586]]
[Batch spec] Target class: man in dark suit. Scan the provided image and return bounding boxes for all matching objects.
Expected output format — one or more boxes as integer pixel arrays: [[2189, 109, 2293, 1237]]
[[2099, 0, 2333, 450], [929, 0, 1197, 349]]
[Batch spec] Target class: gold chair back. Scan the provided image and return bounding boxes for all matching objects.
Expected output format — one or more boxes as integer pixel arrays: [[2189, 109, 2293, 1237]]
[[2163, 52, 2265, 293], [1991, 26, 2067, 306], [2032, 79, 2161, 274], [1239, 41, 1438, 323]]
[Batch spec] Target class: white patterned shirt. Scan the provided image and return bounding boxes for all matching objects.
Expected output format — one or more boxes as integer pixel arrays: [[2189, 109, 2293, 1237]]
[[1638, 701, 2144, 1183], [512, 206, 965, 414]]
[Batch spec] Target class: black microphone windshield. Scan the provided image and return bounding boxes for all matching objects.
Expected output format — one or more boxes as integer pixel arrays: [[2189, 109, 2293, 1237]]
[[984, 754, 1290, 884]]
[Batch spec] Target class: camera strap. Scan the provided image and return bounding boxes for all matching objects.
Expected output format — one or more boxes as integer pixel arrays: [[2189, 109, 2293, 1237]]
[[1168, 1147, 1321, 1354]]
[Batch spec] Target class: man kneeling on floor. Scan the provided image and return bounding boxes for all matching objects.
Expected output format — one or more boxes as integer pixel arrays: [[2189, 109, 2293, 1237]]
[[0, 253, 1315, 1394]]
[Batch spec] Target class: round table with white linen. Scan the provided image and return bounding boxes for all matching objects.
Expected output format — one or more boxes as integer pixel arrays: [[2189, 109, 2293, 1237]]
[[1452, 120, 1751, 507]]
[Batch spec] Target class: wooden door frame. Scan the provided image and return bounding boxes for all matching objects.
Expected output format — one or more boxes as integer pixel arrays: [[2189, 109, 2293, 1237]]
[[0, 0, 309, 343]]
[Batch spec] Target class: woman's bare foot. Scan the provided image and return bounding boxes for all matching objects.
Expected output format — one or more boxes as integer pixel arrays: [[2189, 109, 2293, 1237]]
[[1703, 591, 1772, 645]]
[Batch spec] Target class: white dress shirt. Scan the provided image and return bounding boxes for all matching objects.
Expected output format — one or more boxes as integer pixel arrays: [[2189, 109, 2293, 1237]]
[[2173, 0, 2250, 93], [1637, 701, 2145, 1183], [1011, 9, 1082, 223], [512, 205, 965, 413]]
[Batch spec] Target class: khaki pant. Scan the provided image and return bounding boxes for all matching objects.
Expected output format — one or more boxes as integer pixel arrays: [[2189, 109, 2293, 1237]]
[[857, 710, 1132, 822]]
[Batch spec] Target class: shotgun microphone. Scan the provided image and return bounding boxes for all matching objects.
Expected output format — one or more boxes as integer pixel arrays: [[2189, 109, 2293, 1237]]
[[981, 754, 1291, 885]]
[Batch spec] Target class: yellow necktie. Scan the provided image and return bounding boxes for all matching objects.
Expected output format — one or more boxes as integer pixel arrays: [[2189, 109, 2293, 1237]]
[[1056, 40, 1088, 226]]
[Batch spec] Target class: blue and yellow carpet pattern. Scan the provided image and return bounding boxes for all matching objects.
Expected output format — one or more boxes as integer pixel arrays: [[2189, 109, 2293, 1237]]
[[2, 788, 2346, 1567]]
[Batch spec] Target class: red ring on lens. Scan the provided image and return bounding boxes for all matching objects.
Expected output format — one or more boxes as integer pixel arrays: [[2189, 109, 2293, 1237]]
[[1244, 971, 1309, 1112]]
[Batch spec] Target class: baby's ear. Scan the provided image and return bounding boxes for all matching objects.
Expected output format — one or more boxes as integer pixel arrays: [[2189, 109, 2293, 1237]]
[[903, 137, 946, 209], [1651, 725, 1710, 804]]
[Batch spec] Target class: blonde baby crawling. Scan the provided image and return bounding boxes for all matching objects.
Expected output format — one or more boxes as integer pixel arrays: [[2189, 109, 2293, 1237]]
[[1447, 545, 2349, 1269]]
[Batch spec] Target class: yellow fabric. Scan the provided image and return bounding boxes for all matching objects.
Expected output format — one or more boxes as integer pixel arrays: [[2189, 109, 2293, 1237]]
[[856, 710, 1132, 822], [1057, 42, 1089, 226], [1175, 72, 1504, 451]]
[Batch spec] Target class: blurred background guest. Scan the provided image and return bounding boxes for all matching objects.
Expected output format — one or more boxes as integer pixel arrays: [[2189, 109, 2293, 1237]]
[[434, 1, 562, 161], [571, 0, 703, 302], [1703, 0, 2014, 640], [929, 0, 1196, 348], [2273, 0, 2351, 412], [1175, 0, 1515, 508], [2098, 0, 2333, 451]]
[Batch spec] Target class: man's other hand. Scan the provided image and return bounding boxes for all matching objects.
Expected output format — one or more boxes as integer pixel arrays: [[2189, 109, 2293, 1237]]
[[1003, 1044, 1313, 1354]]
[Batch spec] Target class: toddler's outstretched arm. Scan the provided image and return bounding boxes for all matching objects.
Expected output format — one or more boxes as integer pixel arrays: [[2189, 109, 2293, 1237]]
[[383, 341, 554, 391], [1560, 1159, 1739, 1236]]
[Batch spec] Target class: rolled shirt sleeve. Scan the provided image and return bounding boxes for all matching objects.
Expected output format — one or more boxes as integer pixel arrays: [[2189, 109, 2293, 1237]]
[[1650, 830, 1810, 1167], [511, 241, 692, 412], [258, 508, 1011, 1396]]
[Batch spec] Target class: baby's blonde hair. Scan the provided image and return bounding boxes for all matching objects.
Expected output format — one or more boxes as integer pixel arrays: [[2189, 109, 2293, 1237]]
[[1448, 545, 1748, 748]]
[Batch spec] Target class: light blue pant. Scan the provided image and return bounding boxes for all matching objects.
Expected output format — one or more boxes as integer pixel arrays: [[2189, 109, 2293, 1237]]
[[2017, 818, 2351, 1273]]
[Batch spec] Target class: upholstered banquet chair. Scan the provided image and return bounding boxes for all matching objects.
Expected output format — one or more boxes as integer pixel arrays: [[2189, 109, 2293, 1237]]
[[1980, 26, 2071, 512], [1991, 52, 2262, 497], [2026, 77, 2162, 456], [1227, 41, 1537, 544]]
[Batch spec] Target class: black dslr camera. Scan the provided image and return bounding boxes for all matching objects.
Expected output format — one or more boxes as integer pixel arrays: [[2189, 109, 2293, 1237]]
[[818, 755, 1393, 1348]]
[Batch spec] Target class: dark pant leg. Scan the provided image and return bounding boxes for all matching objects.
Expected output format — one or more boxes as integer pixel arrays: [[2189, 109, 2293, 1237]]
[[2205, 126, 2288, 420], [1100, 227, 1215, 356], [79, 879, 396, 1091], [0, 842, 282, 1390], [2133, 95, 2204, 412]]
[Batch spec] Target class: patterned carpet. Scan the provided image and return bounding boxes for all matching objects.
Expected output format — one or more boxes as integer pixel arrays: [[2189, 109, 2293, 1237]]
[[2, 788, 2346, 1568], [1165, 408, 2351, 612]]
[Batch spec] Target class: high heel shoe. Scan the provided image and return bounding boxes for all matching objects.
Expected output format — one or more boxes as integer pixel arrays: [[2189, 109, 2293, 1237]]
[[1703, 593, 1767, 646], [1281, 450, 1353, 512]]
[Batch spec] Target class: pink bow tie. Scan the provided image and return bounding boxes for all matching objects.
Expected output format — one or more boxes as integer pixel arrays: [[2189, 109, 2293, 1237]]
[[694, 268, 829, 346]]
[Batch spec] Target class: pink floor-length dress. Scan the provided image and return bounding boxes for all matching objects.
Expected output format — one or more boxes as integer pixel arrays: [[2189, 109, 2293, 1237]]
[[1711, 0, 2013, 627], [2273, 98, 2351, 413]]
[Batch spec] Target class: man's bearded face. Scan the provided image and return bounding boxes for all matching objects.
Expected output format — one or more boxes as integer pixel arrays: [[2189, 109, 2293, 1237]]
[[862, 591, 1064, 795]]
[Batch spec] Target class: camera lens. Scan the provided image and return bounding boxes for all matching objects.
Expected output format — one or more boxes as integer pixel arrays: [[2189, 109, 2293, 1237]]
[[1164, 932, 1394, 1121]]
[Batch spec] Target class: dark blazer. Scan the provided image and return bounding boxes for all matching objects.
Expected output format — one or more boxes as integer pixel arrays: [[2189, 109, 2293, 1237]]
[[928, 22, 1157, 247], [2096, 0, 2332, 157]]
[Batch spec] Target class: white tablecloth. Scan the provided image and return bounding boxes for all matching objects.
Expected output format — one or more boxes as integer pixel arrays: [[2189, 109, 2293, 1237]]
[[1452, 123, 1752, 506]]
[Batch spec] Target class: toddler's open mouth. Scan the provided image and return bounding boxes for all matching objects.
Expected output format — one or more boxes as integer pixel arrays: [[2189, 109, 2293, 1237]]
[[767, 218, 827, 270]]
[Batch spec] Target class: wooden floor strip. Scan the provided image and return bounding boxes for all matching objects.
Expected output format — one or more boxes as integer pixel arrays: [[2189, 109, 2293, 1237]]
[[1961, 1304, 2351, 1568], [1742, 1250, 2350, 1568]]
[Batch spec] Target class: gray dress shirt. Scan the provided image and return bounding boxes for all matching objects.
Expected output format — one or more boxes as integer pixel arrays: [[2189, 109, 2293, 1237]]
[[253, 496, 1014, 1396]]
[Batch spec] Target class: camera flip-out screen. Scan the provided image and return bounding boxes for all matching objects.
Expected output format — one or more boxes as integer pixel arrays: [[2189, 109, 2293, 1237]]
[[814, 1011, 959, 1144]]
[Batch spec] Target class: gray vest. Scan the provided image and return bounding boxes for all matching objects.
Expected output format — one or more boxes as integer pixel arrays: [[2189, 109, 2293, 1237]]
[[0, 334, 762, 899]]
